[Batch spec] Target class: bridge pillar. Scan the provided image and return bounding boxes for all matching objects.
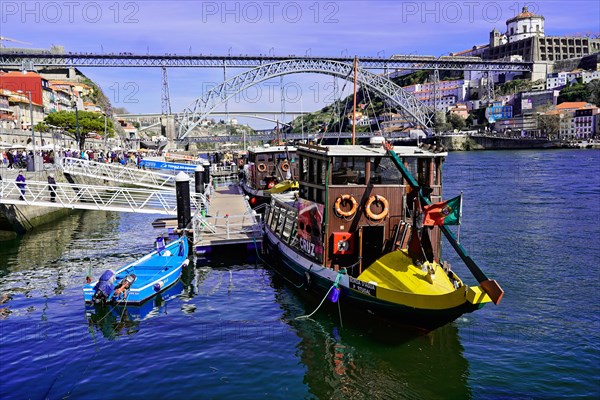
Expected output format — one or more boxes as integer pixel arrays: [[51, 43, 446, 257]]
[[161, 114, 176, 141]]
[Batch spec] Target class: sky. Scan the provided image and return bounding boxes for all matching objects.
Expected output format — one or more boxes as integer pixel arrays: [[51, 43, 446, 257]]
[[1, 0, 599, 128]]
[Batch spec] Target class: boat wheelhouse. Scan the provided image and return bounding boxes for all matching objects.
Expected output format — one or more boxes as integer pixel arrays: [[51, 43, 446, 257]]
[[262, 139, 502, 330], [240, 144, 299, 208]]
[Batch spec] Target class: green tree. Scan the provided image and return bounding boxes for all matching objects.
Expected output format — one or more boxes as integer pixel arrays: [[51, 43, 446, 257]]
[[538, 113, 560, 139], [34, 122, 50, 132], [447, 113, 466, 131], [558, 82, 590, 103], [433, 111, 451, 133], [44, 110, 114, 150]]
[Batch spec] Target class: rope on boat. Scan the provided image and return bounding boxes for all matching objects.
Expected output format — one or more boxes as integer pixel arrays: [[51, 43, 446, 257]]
[[295, 271, 345, 321], [252, 237, 305, 289], [295, 286, 334, 320], [253, 237, 345, 326]]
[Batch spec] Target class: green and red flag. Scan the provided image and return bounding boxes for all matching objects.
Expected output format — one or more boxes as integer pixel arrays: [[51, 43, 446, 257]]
[[423, 194, 462, 226]]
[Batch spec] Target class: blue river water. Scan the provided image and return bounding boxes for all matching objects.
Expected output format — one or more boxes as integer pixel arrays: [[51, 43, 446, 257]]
[[0, 149, 598, 399]]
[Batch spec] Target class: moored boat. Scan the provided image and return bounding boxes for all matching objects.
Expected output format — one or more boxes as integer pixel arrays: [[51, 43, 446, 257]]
[[240, 144, 299, 209], [262, 138, 503, 331], [83, 237, 189, 305]]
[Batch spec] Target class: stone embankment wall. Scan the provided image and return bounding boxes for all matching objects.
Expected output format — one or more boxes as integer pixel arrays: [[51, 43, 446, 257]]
[[0, 167, 73, 240], [432, 134, 554, 151]]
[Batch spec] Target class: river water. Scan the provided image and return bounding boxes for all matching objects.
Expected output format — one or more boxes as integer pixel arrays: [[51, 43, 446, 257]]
[[0, 149, 598, 399]]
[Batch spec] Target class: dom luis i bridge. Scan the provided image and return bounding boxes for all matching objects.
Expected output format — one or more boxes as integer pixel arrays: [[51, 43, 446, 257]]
[[0, 51, 532, 141]]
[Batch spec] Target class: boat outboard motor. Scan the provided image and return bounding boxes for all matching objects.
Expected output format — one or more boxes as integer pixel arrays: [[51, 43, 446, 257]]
[[92, 269, 116, 304], [114, 274, 137, 298]]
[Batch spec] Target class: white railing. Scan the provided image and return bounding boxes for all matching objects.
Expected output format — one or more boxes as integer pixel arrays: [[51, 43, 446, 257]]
[[192, 211, 262, 242], [58, 157, 194, 190], [210, 175, 239, 188], [211, 164, 238, 175], [0, 180, 201, 216]]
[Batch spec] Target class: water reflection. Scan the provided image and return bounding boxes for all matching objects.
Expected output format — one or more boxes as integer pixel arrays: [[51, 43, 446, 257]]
[[271, 274, 471, 399], [0, 210, 163, 319], [86, 280, 184, 340]]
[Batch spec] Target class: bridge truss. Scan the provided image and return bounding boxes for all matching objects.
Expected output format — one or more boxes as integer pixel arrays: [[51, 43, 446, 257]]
[[0, 53, 532, 72], [178, 59, 437, 138]]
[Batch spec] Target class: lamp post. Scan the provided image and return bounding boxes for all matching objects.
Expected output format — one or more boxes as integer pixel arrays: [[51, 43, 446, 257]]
[[17, 90, 36, 170], [72, 100, 80, 151]]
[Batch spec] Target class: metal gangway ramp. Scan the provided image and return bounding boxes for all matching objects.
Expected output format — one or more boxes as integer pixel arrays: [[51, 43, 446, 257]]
[[192, 183, 262, 252], [0, 180, 200, 215], [58, 157, 191, 190]]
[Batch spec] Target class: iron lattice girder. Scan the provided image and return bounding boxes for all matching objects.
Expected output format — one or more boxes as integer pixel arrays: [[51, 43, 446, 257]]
[[183, 131, 420, 143], [0, 53, 531, 72], [178, 59, 436, 139]]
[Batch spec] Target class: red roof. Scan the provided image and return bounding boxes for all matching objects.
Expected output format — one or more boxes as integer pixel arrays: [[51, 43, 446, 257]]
[[507, 6, 544, 23], [556, 102, 589, 110]]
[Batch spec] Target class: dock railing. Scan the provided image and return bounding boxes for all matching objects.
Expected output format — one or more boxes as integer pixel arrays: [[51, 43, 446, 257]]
[[192, 210, 262, 242], [209, 175, 239, 188], [0, 179, 201, 215]]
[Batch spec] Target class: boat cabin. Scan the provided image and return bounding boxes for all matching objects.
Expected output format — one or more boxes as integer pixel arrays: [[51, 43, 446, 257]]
[[244, 145, 298, 190], [266, 140, 447, 277]]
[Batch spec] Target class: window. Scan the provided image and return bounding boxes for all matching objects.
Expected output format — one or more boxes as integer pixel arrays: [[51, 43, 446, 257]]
[[331, 157, 365, 184], [269, 207, 280, 230], [275, 210, 287, 236], [282, 211, 295, 242], [371, 156, 403, 184], [300, 156, 309, 182]]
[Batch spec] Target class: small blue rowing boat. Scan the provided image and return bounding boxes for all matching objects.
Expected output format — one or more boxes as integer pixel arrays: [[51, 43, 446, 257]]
[[83, 237, 189, 305]]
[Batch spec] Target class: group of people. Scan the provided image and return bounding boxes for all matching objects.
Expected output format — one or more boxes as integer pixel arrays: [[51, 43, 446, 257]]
[[1, 148, 162, 169], [1, 171, 57, 202], [61, 148, 146, 166], [1, 149, 30, 169]]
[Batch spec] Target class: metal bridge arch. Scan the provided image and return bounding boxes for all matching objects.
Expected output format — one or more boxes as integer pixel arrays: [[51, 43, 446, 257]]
[[177, 59, 435, 139]]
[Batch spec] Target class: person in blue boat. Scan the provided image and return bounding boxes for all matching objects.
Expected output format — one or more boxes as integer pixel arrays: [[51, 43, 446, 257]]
[[15, 170, 26, 200]]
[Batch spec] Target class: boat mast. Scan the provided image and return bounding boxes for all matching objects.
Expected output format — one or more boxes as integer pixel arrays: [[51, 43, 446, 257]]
[[352, 56, 358, 145]]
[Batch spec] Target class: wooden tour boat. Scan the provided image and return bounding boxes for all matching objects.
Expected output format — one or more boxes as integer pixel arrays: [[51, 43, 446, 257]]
[[262, 137, 503, 331], [240, 144, 299, 209]]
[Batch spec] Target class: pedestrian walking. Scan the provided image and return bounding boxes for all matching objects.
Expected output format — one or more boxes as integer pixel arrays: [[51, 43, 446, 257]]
[[16, 170, 26, 200], [47, 173, 57, 202]]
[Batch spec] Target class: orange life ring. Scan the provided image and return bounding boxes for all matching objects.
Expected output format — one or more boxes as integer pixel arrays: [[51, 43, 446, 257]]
[[238, 159, 244, 167], [257, 163, 267, 172], [281, 162, 289, 172], [335, 195, 358, 218], [365, 195, 389, 221], [267, 181, 275, 189]]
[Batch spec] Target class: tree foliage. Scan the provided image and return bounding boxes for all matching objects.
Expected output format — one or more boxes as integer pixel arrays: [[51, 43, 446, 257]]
[[44, 110, 114, 150], [558, 80, 600, 105], [538, 114, 560, 138], [558, 82, 590, 103], [447, 113, 466, 131]]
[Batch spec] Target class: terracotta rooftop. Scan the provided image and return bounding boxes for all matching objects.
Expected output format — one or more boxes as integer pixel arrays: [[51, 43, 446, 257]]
[[556, 102, 589, 110], [507, 6, 544, 23]]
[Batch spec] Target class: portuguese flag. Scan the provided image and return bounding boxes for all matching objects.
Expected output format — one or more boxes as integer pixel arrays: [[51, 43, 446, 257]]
[[423, 194, 462, 226]]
